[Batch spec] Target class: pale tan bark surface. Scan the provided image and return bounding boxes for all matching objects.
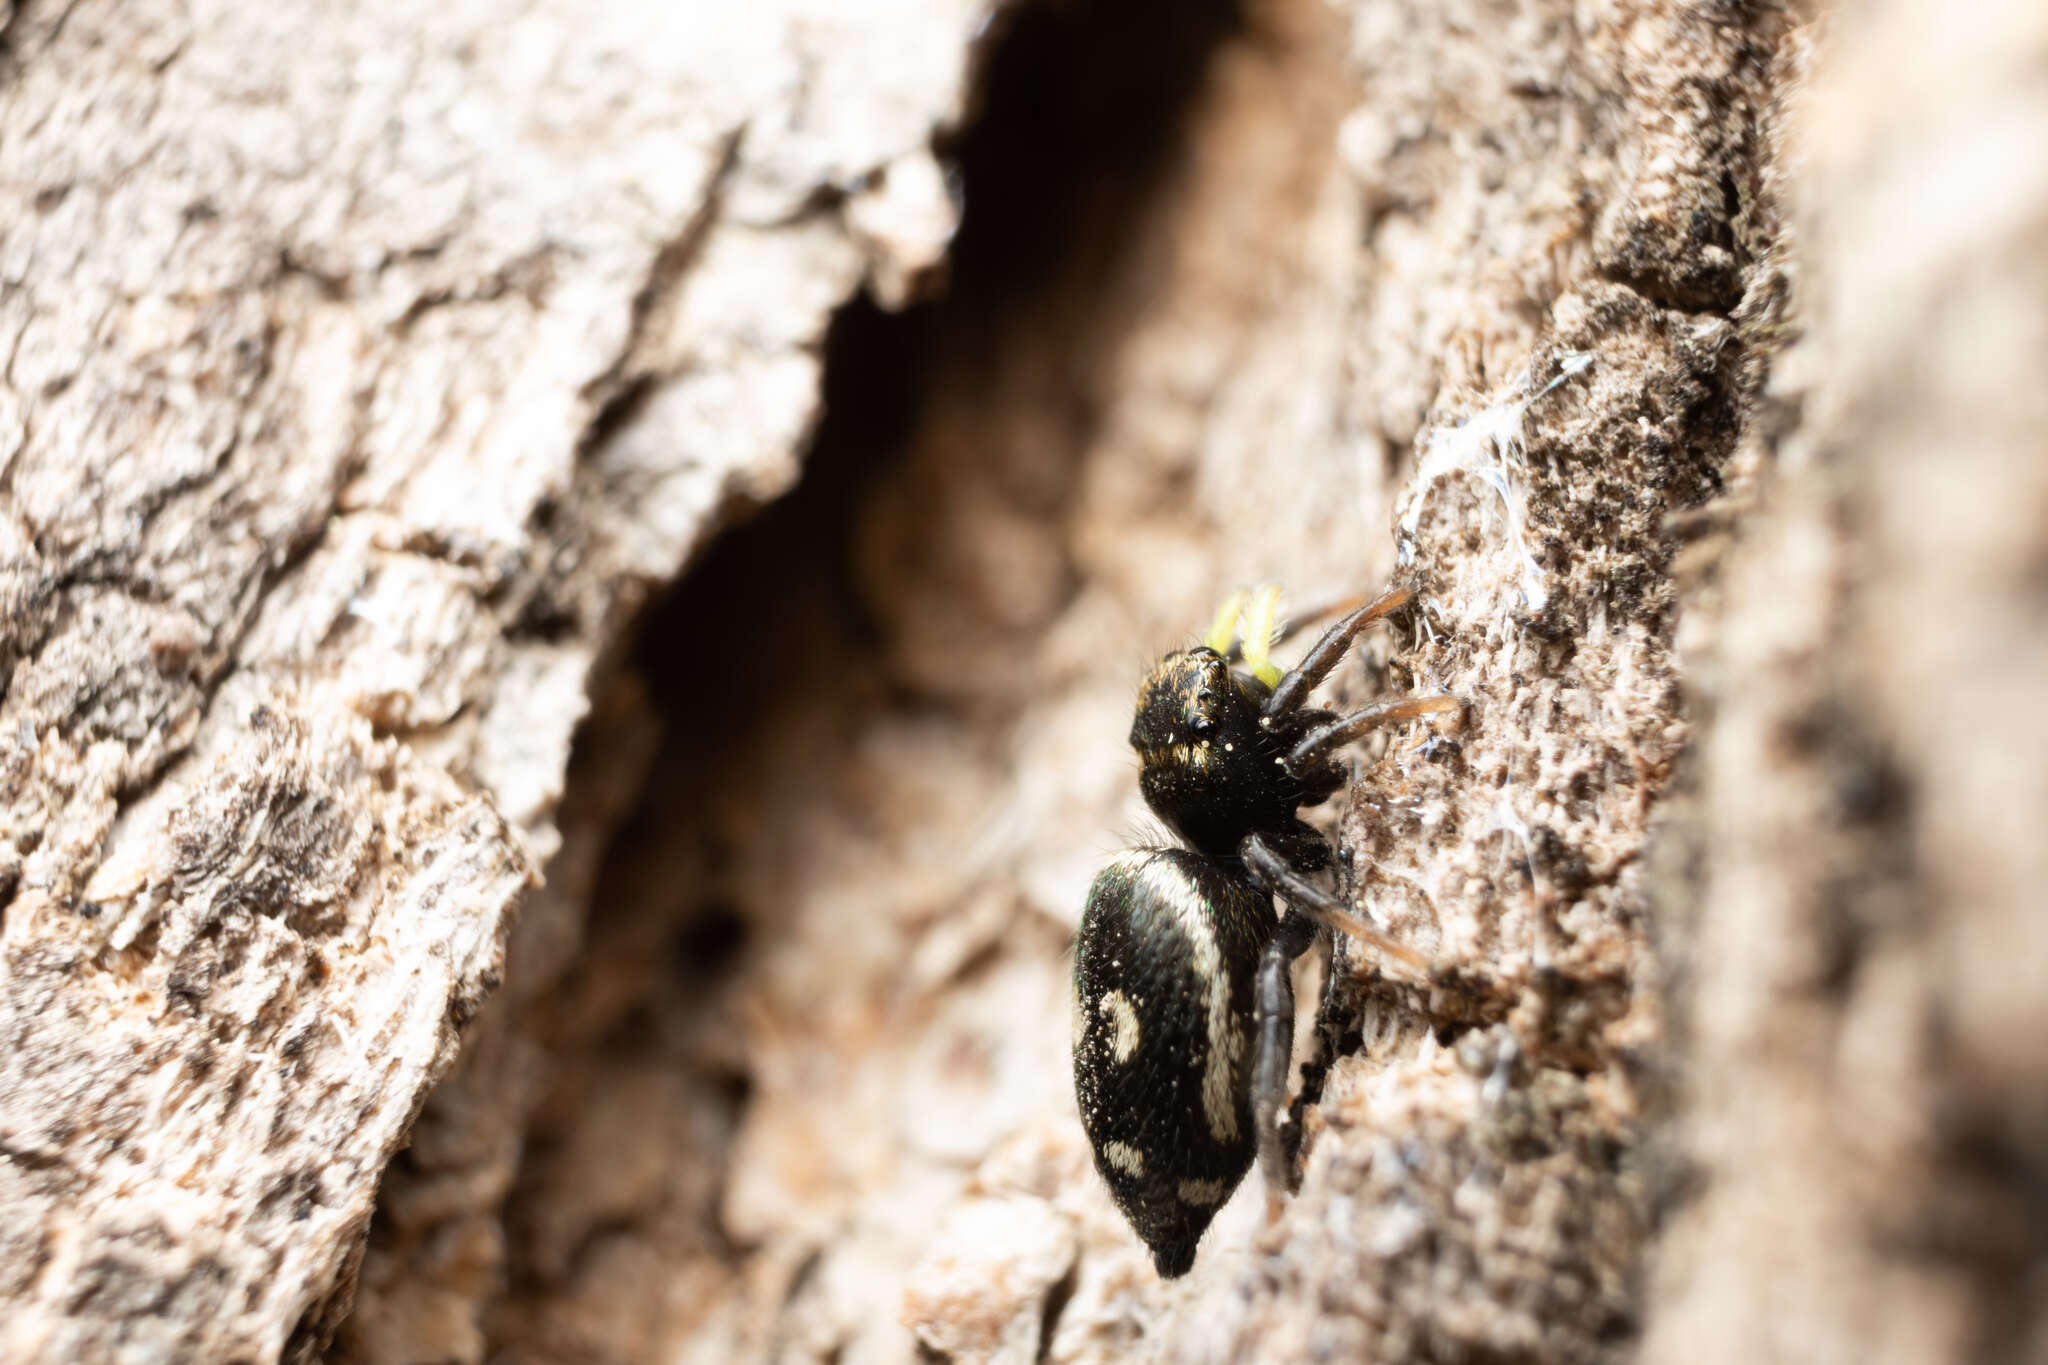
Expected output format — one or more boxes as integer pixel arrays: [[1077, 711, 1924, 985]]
[[3, 0, 2044, 1363], [460, 0, 1780, 1358], [0, 0, 977, 1359], [1643, 3, 2048, 1362]]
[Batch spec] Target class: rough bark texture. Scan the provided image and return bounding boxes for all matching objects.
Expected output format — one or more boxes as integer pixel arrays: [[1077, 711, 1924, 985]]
[[0, 0, 976, 1359], [1644, 3, 2048, 1362], [2, 0, 2043, 1363]]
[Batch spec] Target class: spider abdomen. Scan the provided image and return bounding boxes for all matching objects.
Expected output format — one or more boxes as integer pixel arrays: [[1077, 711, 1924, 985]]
[[1071, 847, 1277, 1276]]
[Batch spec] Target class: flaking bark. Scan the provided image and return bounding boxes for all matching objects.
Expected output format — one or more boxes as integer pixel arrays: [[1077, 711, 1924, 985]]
[[0, 0, 975, 1358], [4, 0, 2044, 1363]]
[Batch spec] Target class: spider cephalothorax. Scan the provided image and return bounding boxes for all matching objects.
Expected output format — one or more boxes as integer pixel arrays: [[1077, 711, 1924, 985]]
[[1129, 644, 1343, 867], [1073, 584, 1458, 1276]]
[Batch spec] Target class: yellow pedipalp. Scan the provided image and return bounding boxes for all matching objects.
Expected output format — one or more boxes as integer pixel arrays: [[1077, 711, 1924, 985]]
[[1240, 584, 1283, 687], [1203, 590, 1247, 656]]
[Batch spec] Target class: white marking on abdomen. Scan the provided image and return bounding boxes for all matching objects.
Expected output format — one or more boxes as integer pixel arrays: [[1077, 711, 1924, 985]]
[[1132, 855, 1241, 1144], [1101, 991, 1140, 1062], [1103, 1141, 1146, 1177]]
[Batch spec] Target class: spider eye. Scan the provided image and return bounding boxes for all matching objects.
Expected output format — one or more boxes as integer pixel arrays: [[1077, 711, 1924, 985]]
[[1189, 715, 1214, 736]]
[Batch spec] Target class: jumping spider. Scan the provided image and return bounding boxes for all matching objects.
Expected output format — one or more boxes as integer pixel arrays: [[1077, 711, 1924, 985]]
[[1071, 584, 1457, 1276]]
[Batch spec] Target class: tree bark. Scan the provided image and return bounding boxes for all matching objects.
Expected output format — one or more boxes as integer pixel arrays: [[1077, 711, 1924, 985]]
[[3, 1, 2043, 1363], [0, 1, 969, 1359], [1643, 3, 2048, 1361]]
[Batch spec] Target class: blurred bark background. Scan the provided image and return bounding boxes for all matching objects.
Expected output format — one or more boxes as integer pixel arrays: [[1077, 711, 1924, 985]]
[[1, 0, 2042, 1363]]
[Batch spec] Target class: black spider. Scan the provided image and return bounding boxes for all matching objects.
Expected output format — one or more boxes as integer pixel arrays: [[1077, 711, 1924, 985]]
[[1070, 585, 1457, 1276]]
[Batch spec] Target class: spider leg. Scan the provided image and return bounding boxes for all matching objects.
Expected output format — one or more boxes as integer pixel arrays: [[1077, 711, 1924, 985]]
[[1240, 831, 1427, 975], [1242, 830, 1430, 1214], [1266, 590, 1367, 649], [1253, 908, 1317, 1209], [1288, 694, 1463, 771], [1219, 588, 1359, 664], [1264, 585, 1412, 719]]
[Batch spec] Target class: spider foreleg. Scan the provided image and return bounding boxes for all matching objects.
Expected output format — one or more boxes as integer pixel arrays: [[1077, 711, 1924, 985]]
[[1263, 585, 1412, 719], [1287, 694, 1463, 773]]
